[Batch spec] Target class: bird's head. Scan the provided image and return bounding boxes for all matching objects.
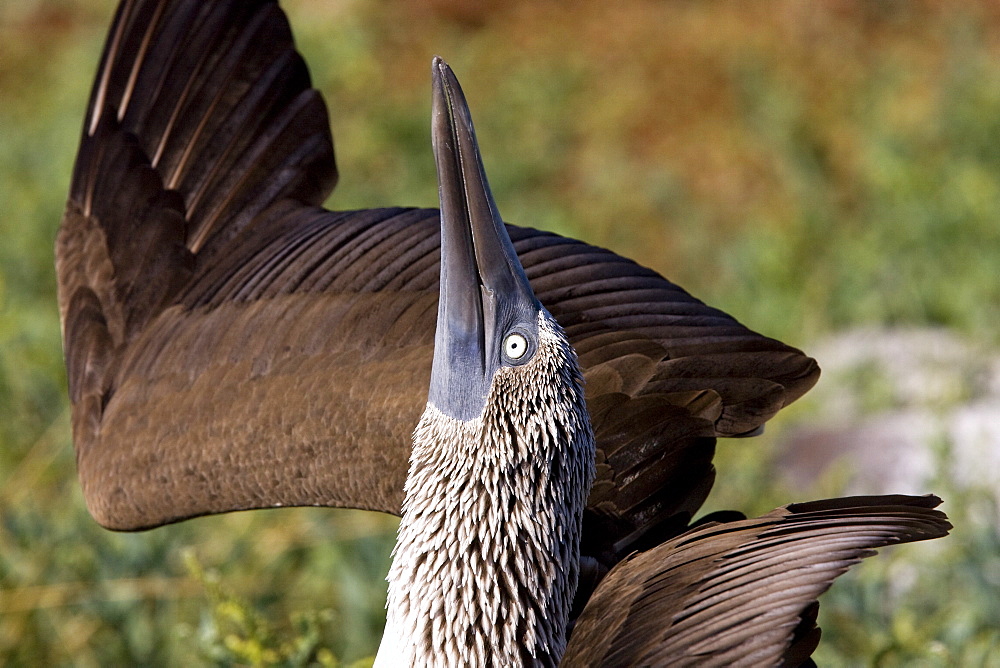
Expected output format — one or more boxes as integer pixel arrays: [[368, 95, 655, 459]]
[[427, 57, 588, 439]]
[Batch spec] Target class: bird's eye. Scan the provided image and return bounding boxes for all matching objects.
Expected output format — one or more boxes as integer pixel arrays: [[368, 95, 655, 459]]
[[504, 332, 528, 360]]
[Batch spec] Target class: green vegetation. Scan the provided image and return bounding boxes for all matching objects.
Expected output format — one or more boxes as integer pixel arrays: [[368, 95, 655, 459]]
[[2, 1, 998, 665]]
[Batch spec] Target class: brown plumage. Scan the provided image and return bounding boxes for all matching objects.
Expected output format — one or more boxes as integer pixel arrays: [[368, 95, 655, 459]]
[[56, 1, 950, 664], [564, 495, 947, 666]]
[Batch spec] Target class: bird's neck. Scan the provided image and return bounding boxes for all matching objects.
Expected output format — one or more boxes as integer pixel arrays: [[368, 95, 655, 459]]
[[377, 393, 594, 667]]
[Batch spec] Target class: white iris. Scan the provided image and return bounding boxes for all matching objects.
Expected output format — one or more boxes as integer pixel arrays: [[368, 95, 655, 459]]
[[504, 332, 528, 360]]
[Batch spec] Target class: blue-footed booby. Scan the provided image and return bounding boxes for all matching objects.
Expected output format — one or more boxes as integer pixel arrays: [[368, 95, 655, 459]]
[[56, 1, 950, 664]]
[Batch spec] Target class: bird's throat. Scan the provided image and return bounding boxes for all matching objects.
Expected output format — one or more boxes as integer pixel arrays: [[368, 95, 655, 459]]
[[378, 384, 593, 666]]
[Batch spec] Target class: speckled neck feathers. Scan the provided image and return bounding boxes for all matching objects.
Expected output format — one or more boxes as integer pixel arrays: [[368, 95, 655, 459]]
[[377, 314, 595, 666]]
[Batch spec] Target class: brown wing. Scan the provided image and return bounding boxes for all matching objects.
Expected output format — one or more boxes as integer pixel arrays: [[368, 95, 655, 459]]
[[56, 0, 339, 527], [56, 0, 336, 416], [563, 495, 951, 667], [57, 0, 818, 532]]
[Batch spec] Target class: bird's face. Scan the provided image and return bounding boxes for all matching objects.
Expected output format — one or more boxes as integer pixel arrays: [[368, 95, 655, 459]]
[[428, 57, 549, 422]]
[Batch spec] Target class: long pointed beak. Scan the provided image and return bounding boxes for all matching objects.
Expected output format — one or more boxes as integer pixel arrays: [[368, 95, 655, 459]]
[[428, 57, 540, 421]]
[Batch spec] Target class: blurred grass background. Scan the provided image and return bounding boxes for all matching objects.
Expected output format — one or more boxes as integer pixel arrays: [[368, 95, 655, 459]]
[[2, 0, 999, 665]]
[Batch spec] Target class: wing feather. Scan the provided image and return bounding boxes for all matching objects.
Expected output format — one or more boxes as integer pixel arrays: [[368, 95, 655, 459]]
[[564, 495, 951, 667]]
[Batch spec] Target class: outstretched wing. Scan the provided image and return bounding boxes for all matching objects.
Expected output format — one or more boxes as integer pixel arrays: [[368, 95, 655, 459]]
[[563, 495, 951, 667], [57, 0, 818, 534]]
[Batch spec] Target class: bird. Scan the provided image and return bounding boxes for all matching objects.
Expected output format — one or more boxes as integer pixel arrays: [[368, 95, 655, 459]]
[[55, 0, 950, 665]]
